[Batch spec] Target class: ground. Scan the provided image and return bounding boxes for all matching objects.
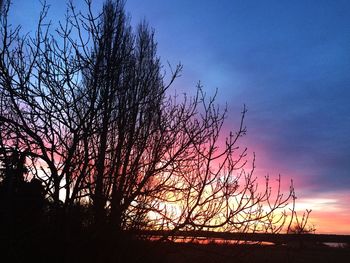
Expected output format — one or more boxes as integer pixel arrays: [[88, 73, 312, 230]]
[[1, 231, 349, 263]]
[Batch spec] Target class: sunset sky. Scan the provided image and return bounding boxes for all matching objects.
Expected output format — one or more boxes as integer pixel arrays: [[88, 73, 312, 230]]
[[9, 0, 350, 234]]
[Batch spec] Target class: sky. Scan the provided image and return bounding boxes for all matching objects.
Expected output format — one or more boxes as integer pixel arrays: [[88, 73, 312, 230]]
[[8, 0, 350, 234]]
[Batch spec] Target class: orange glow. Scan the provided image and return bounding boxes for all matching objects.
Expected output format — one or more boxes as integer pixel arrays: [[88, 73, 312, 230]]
[[310, 212, 350, 234], [294, 192, 350, 235], [219, 130, 350, 235]]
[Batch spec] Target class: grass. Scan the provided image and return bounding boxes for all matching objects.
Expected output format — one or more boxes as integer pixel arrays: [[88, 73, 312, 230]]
[[1, 220, 349, 263]]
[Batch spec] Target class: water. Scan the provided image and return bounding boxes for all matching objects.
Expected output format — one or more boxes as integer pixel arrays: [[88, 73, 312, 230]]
[[323, 242, 348, 248]]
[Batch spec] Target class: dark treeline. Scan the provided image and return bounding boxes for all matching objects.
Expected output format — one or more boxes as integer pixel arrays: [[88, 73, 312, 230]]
[[0, 0, 310, 262]]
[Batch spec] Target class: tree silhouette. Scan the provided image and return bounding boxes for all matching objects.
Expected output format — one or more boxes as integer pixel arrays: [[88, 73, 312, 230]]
[[0, 147, 45, 229], [0, 0, 301, 246]]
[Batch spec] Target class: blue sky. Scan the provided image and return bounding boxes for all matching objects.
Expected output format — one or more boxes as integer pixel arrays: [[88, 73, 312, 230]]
[[124, 0, 350, 192], [8, 0, 350, 233], [125, 0, 350, 233]]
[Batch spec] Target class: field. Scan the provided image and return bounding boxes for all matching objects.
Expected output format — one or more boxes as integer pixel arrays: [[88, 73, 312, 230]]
[[144, 242, 350, 263], [79, 239, 350, 263], [1, 227, 350, 263]]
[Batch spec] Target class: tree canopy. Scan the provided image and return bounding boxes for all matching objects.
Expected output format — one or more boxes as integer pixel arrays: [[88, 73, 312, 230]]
[[0, 0, 300, 241]]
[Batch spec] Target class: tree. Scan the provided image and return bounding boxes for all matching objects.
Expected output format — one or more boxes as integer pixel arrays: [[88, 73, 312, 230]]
[[0, 0, 300, 241], [288, 209, 315, 234]]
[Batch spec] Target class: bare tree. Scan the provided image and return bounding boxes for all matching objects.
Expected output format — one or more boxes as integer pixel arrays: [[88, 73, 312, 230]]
[[0, 0, 301, 241], [288, 209, 315, 234]]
